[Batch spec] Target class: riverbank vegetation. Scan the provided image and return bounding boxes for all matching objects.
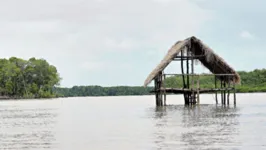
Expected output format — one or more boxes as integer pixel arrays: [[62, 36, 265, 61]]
[[55, 86, 153, 97], [56, 69, 266, 97], [164, 69, 266, 93], [0, 57, 61, 99], [1, 57, 266, 98]]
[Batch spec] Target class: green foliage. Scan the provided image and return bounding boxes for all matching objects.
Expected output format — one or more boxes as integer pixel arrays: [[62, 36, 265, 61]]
[[55, 86, 153, 97], [0, 57, 61, 98], [56, 69, 266, 97], [164, 74, 219, 89], [164, 69, 266, 93]]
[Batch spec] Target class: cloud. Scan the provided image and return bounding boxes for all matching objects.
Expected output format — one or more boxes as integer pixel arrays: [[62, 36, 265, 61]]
[[80, 61, 106, 71], [104, 38, 136, 51], [152, 0, 176, 3], [0, 0, 213, 87], [240, 31, 256, 40], [80, 61, 132, 72]]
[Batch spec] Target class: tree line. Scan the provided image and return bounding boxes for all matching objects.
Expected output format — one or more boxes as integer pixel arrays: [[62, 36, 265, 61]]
[[0, 57, 61, 98], [1, 57, 266, 98], [162, 69, 266, 93], [55, 86, 153, 97], [56, 69, 266, 97]]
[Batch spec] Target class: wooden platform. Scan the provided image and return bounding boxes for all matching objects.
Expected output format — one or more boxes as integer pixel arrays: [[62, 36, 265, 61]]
[[151, 88, 234, 94]]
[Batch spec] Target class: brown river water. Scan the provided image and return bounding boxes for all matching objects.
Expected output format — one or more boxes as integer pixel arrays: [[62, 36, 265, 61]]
[[0, 93, 265, 150]]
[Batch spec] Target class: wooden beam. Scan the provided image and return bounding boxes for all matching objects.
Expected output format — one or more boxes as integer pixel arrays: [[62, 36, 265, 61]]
[[174, 55, 205, 59], [173, 55, 205, 61], [165, 73, 236, 76], [151, 87, 234, 94]]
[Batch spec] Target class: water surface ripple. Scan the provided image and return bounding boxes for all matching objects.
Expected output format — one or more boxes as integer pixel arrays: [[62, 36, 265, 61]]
[[0, 94, 265, 150]]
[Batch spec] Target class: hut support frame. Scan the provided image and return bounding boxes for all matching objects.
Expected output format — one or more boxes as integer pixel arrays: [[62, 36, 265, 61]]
[[153, 49, 237, 106], [146, 36, 239, 107]]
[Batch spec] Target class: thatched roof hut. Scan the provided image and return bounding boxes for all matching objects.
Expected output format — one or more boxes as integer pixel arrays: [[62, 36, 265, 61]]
[[144, 36, 240, 87]]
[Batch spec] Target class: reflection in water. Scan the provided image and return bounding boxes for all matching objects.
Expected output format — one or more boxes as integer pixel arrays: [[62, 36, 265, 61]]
[[0, 106, 58, 150], [151, 105, 240, 150]]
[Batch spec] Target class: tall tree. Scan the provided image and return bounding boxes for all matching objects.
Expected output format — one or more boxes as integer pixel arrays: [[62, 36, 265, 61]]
[[0, 57, 61, 98]]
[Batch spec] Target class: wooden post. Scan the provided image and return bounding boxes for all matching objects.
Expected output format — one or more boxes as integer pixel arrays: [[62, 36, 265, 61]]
[[197, 76, 200, 104], [154, 76, 159, 106], [233, 81, 236, 105], [223, 79, 226, 105], [215, 76, 218, 104], [227, 79, 230, 105], [154, 72, 163, 106], [186, 48, 190, 104], [159, 72, 163, 106], [221, 79, 224, 105], [181, 50, 185, 87], [163, 74, 166, 106], [191, 44, 195, 104], [181, 49, 188, 105]]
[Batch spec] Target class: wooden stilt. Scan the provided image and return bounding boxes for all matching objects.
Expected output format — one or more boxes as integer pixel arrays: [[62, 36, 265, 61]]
[[163, 74, 166, 106], [154, 76, 159, 106], [158, 74, 161, 106], [186, 49, 190, 104], [163, 94, 166, 106], [215, 76, 218, 104], [159, 72, 163, 106], [197, 76, 200, 104], [227, 79, 230, 105], [154, 72, 164, 106], [181, 50, 188, 105], [221, 79, 224, 105], [223, 80, 226, 105], [191, 47, 195, 104], [233, 81, 236, 105]]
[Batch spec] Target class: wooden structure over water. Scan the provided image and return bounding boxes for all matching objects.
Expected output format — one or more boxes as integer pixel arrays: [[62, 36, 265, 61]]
[[144, 36, 240, 106]]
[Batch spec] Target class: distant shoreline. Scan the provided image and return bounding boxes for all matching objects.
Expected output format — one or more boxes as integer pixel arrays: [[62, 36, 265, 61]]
[[0, 91, 264, 100], [0, 96, 59, 100], [54, 69, 266, 97]]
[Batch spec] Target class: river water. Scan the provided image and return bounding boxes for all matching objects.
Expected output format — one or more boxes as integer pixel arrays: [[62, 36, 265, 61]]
[[0, 93, 265, 150]]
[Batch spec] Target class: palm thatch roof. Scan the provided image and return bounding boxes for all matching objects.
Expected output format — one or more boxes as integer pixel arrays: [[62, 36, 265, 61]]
[[144, 36, 240, 87]]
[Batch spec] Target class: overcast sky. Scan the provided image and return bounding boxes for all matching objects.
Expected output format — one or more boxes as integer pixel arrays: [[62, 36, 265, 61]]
[[1, 0, 265, 87]]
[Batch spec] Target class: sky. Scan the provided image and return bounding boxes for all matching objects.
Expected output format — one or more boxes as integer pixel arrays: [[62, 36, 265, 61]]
[[0, 0, 265, 87]]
